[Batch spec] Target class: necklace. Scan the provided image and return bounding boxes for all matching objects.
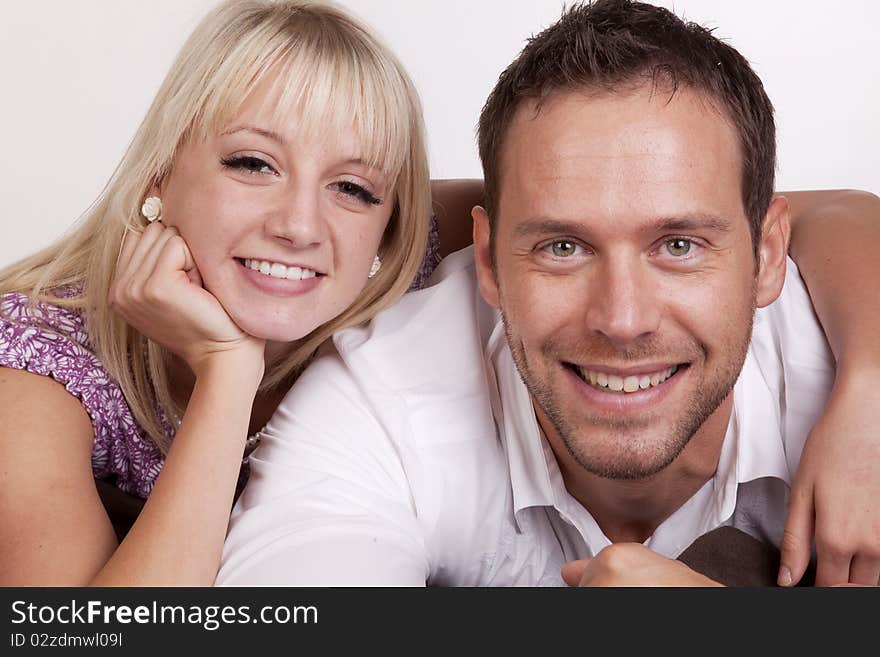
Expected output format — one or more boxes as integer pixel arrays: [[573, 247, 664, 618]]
[[244, 428, 264, 457]]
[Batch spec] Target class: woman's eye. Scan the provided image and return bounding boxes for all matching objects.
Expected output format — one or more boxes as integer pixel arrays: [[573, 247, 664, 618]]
[[547, 240, 580, 258], [332, 180, 382, 206], [664, 238, 693, 257], [221, 155, 277, 176]]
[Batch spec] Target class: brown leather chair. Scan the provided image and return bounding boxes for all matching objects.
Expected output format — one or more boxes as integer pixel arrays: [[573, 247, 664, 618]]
[[431, 178, 484, 257]]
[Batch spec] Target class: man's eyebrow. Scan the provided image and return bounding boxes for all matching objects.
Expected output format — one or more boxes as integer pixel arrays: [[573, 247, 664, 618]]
[[222, 125, 286, 145], [512, 214, 735, 239], [652, 215, 734, 233], [513, 218, 586, 238]]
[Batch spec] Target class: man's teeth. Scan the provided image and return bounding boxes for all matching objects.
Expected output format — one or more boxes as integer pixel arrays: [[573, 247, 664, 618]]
[[244, 259, 317, 281], [578, 365, 679, 393]]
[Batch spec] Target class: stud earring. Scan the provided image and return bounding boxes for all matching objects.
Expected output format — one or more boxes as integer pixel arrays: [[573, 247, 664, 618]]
[[141, 196, 162, 223], [368, 255, 382, 279]]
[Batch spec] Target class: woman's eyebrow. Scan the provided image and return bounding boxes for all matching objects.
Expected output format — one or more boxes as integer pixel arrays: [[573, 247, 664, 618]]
[[220, 128, 373, 167], [221, 125, 286, 145]]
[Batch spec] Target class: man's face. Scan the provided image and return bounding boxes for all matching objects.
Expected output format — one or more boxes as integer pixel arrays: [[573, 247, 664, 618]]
[[475, 85, 783, 480]]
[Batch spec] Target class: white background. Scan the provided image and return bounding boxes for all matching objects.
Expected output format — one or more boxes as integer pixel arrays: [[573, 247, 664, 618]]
[[1, 0, 878, 268]]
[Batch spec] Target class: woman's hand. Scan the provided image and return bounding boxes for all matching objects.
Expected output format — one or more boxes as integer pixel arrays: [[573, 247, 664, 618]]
[[110, 221, 265, 380], [779, 368, 880, 587]]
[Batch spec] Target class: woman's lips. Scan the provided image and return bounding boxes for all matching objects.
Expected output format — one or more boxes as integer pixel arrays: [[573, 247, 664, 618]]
[[235, 258, 323, 297]]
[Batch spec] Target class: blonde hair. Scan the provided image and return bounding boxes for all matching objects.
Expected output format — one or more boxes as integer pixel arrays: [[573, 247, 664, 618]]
[[0, 0, 430, 452]]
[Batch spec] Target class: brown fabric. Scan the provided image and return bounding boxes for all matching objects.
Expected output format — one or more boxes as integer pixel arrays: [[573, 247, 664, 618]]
[[95, 475, 243, 543], [95, 478, 145, 542], [677, 526, 816, 587]]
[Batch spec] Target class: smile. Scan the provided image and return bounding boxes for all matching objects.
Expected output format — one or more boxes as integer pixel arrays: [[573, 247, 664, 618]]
[[242, 258, 320, 281], [567, 363, 683, 394]]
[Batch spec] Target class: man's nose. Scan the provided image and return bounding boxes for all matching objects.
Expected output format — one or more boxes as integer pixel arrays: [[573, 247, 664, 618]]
[[584, 255, 662, 347]]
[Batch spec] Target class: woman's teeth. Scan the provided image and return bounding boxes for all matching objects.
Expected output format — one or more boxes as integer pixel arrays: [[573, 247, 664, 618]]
[[577, 365, 680, 393], [244, 259, 317, 281]]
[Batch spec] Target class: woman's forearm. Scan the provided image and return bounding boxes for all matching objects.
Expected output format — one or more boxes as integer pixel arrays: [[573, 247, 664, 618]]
[[88, 355, 260, 586]]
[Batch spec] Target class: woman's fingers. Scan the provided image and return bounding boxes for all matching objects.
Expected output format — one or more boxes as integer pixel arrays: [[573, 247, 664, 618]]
[[114, 221, 164, 291], [129, 226, 180, 293], [813, 545, 852, 587], [149, 232, 197, 292], [778, 480, 814, 586], [848, 554, 880, 586], [115, 225, 141, 273]]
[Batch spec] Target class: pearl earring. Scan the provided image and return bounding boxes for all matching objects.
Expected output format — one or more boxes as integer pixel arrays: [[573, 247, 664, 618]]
[[368, 255, 382, 279], [141, 196, 162, 223]]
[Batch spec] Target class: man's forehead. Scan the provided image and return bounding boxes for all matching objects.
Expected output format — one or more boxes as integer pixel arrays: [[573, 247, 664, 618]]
[[496, 85, 745, 224], [504, 84, 736, 156]]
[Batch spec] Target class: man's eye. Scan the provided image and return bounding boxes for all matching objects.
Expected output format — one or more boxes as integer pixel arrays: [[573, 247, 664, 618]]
[[664, 238, 692, 257], [221, 155, 277, 176], [549, 240, 579, 257]]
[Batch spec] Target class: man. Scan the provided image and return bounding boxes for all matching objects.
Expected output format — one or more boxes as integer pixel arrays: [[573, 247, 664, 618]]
[[217, 0, 852, 586]]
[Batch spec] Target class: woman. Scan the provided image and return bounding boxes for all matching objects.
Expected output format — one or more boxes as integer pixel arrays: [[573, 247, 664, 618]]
[[0, 0, 877, 587], [0, 0, 431, 585]]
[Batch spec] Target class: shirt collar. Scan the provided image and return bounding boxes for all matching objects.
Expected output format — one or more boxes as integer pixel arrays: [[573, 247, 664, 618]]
[[729, 346, 793, 486], [485, 320, 558, 519]]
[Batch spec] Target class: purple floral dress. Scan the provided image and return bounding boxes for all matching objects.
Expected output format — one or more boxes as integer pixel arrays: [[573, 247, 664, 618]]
[[0, 292, 164, 498], [0, 216, 441, 499]]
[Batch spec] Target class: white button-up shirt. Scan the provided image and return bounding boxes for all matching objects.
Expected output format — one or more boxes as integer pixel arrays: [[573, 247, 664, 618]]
[[217, 247, 834, 586]]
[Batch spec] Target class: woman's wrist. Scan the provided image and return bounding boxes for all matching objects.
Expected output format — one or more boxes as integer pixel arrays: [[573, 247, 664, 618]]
[[189, 344, 266, 388]]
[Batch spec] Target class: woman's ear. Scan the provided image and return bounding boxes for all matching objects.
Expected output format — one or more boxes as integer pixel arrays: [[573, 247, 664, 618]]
[[755, 195, 792, 308], [472, 205, 500, 308]]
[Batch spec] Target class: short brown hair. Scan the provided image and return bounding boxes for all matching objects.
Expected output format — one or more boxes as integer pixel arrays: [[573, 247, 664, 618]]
[[477, 0, 776, 252]]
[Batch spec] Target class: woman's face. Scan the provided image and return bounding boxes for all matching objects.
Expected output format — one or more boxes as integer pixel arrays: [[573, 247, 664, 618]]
[[157, 82, 395, 343]]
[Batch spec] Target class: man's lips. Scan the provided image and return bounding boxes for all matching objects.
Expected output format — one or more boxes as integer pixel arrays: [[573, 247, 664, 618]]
[[558, 360, 690, 414], [564, 361, 690, 394]]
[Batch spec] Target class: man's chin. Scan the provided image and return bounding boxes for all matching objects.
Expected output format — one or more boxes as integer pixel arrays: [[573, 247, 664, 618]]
[[563, 435, 684, 480]]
